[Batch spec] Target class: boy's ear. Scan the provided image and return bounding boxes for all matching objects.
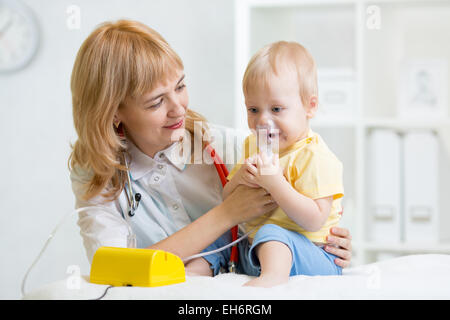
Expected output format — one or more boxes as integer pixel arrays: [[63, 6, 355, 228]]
[[305, 95, 318, 119]]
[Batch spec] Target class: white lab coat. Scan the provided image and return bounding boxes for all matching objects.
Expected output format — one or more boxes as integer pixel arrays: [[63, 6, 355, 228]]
[[71, 125, 248, 263]]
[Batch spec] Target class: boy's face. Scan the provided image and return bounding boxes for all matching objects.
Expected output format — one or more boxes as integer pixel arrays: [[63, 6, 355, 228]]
[[245, 69, 316, 152]]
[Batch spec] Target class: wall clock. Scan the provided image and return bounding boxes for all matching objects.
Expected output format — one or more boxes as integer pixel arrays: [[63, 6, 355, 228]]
[[0, 0, 40, 73]]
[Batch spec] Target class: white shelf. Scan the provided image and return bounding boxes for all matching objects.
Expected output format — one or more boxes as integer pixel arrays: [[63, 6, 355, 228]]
[[235, 0, 450, 265], [364, 118, 450, 130], [309, 117, 450, 130], [310, 118, 358, 128], [246, 0, 357, 7], [356, 242, 450, 254]]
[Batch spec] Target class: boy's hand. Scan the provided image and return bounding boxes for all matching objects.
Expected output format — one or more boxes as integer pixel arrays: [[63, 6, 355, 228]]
[[247, 152, 284, 192], [231, 158, 260, 188]]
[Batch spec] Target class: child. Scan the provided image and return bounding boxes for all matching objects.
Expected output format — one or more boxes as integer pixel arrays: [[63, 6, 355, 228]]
[[223, 41, 344, 287]]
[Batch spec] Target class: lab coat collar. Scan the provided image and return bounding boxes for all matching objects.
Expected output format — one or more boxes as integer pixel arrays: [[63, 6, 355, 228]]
[[126, 134, 190, 181]]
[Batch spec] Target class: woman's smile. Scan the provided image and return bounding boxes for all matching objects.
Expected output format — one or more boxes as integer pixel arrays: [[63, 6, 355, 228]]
[[164, 118, 184, 129]]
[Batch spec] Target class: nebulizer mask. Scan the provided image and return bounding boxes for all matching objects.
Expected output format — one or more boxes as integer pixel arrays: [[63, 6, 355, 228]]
[[255, 119, 279, 160]]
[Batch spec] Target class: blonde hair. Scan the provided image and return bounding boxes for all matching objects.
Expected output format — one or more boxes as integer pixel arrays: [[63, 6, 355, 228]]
[[69, 20, 209, 202], [242, 41, 318, 105]]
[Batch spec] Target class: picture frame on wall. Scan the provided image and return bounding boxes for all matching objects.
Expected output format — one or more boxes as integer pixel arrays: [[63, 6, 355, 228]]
[[398, 59, 448, 119]]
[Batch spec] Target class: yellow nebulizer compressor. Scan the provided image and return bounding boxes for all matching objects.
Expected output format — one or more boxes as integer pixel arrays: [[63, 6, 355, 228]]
[[90, 247, 186, 287]]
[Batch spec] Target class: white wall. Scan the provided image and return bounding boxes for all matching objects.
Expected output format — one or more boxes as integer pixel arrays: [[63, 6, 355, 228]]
[[0, 0, 235, 299]]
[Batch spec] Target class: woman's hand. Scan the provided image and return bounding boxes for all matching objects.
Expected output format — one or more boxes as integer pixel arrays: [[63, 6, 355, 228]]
[[221, 184, 278, 226], [324, 227, 352, 268], [149, 185, 277, 259]]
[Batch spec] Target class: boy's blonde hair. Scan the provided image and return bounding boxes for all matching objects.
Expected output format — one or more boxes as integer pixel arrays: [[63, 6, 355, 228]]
[[243, 41, 318, 106], [69, 20, 208, 202]]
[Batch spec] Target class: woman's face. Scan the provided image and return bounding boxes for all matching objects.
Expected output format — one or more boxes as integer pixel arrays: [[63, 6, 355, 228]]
[[116, 69, 188, 158]]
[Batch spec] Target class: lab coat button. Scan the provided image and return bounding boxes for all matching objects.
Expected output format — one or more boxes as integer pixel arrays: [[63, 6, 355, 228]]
[[154, 176, 160, 182], [158, 164, 164, 170], [172, 204, 179, 210]]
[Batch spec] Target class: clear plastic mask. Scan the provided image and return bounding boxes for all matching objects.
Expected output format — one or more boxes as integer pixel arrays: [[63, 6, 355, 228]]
[[256, 119, 279, 159]]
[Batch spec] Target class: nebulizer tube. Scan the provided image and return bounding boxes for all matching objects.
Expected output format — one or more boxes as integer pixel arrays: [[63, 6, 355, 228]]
[[181, 217, 271, 263], [20, 205, 136, 297], [183, 120, 279, 264], [22, 121, 281, 295]]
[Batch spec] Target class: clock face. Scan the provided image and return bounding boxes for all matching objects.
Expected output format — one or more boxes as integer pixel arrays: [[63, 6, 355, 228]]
[[0, 0, 39, 72]]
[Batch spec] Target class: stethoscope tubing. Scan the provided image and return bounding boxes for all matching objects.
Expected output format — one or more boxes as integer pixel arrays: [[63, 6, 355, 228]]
[[124, 144, 240, 269], [205, 145, 239, 268]]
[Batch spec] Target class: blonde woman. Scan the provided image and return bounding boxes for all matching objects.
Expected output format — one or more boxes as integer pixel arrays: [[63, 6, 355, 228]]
[[69, 20, 352, 277]]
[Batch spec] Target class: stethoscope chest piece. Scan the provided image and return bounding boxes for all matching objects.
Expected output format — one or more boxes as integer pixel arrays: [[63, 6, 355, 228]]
[[128, 191, 141, 217], [124, 154, 141, 217]]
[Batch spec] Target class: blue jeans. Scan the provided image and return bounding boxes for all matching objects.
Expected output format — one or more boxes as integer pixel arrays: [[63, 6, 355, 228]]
[[202, 224, 341, 277]]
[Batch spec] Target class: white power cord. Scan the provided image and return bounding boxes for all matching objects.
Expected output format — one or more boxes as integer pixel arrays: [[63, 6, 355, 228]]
[[21, 205, 267, 297], [20, 205, 134, 297]]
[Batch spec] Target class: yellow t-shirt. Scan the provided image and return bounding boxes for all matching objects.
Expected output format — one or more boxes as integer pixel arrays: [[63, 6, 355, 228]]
[[227, 129, 344, 243]]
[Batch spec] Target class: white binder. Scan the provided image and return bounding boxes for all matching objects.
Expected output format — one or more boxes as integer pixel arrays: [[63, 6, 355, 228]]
[[368, 129, 402, 243], [403, 131, 439, 244]]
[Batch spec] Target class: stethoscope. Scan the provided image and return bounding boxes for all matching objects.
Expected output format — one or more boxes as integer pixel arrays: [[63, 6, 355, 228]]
[[124, 155, 141, 217], [122, 144, 239, 272], [21, 139, 242, 297]]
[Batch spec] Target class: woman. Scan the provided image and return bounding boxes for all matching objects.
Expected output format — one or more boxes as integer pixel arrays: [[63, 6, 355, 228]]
[[69, 20, 352, 277]]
